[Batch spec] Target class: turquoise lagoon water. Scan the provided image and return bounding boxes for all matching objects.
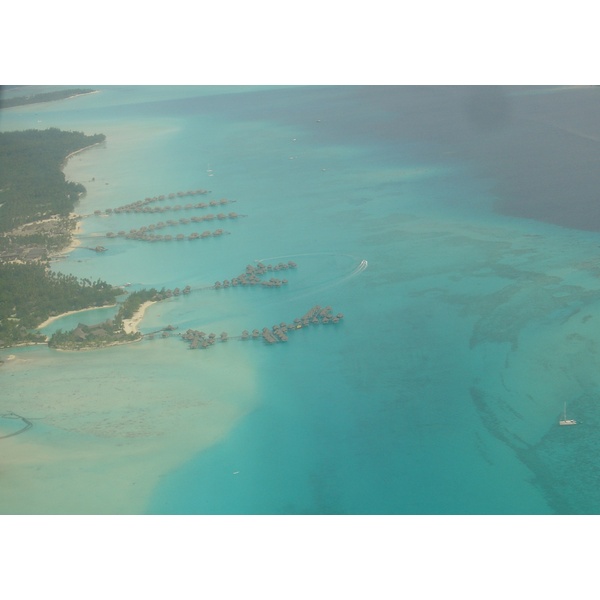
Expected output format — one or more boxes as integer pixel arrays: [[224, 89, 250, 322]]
[[3, 86, 600, 514]]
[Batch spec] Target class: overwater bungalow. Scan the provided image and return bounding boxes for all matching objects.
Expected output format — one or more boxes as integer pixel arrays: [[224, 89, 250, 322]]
[[241, 330, 249, 339], [220, 332, 228, 341]]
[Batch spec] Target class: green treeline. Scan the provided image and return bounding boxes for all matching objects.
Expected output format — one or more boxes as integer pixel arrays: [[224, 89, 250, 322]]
[[114, 288, 159, 325], [0, 88, 96, 109], [48, 320, 141, 350], [0, 128, 105, 232], [48, 288, 160, 350], [0, 263, 120, 347]]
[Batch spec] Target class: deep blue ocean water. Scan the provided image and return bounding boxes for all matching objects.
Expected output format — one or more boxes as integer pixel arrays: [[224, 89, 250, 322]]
[[3, 86, 600, 514]]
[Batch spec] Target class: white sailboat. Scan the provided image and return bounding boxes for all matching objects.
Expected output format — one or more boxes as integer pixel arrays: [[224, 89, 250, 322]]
[[559, 402, 577, 426]]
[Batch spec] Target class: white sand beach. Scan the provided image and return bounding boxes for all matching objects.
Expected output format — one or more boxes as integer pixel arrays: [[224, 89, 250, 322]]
[[36, 303, 116, 330], [122, 301, 156, 334], [0, 341, 259, 514]]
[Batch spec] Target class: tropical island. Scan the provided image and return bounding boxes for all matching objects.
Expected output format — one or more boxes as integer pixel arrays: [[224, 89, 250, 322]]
[[47, 289, 161, 350], [0, 127, 118, 347], [0, 126, 346, 353], [0, 88, 97, 110]]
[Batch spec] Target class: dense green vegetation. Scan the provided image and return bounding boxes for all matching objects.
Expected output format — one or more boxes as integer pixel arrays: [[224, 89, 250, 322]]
[[0, 128, 105, 232], [48, 320, 141, 350], [114, 288, 159, 326], [0, 126, 166, 350], [48, 288, 160, 350], [0, 88, 96, 109], [0, 263, 121, 347]]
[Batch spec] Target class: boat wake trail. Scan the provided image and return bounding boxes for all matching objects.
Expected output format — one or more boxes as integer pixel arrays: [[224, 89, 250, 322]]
[[254, 252, 368, 302]]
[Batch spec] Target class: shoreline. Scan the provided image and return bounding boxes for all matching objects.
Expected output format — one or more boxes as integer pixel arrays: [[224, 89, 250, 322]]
[[36, 304, 117, 330], [122, 301, 157, 334], [62, 141, 104, 166], [52, 337, 143, 352], [48, 213, 83, 259]]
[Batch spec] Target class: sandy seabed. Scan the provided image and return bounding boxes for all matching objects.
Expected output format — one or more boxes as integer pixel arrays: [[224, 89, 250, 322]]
[[0, 340, 259, 514]]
